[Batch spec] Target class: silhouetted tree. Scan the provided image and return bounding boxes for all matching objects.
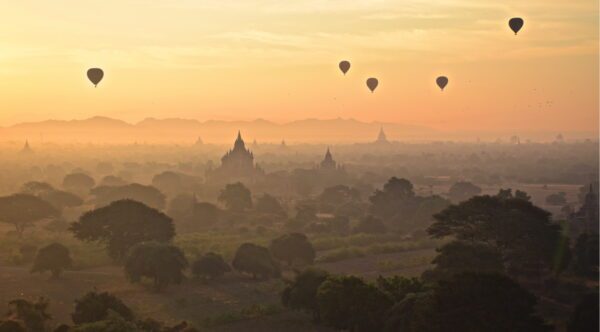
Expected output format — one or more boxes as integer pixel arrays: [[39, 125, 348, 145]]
[[270, 233, 316, 266], [152, 171, 183, 195], [383, 292, 437, 332], [218, 182, 252, 212], [376, 275, 428, 303], [572, 233, 599, 278], [0, 320, 26, 332], [124, 241, 188, 291], [31, 243, 72, 279], [255, 194, 286, 216], [20, 181, 54, 196], [232, 243, 280, 279], [0, 194, 58, 235], [318, 185, 360, 212], [433, 273, 552, 332], [448, 181, 482, 203], [281, 268, 330, 320], [369, 177, 415, 219], [90, 184, 166, 210], [353, 215, 387, 234], [567, 292, 599, 332], [191, 253, 230, 279], [428, 195, 564, 273], [317, 275, 392, 332], [99, 175, 127, 187], [190, 202, 220, 227], [63, 173, 95, 194], [71, 311, 138, 331], [39, 190, 84, 213], [72, 291, 134, 325], [6, 298, 52, 332], [422, 241, 504, 282], [70, 200, 175, 261]]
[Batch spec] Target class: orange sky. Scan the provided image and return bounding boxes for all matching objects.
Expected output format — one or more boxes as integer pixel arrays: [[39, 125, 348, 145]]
[[0, 0, 598, 132]]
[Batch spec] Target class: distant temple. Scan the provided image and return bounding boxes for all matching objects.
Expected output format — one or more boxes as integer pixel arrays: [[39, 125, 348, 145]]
[[208, 131, 263, 180], [375, 127, 390, 144], [570, 184, 599, 234], [195, 137, 204, 146], [21, 140, 33, 154], [320, 148, 337, 170]]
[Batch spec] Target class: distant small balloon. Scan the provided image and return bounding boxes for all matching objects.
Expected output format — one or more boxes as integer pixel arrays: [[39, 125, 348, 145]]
[[87, 68, 104, 87], [509, 18, 524, 35], [436, 76, 449, 91], [366, 78, 378, 93], [339, 61, 351, 75]]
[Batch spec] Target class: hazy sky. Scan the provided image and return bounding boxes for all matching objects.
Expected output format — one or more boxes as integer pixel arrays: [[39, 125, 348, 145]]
[[0, 0, 597, 132]]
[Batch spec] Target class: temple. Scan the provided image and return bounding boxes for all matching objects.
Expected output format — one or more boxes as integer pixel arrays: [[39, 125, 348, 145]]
[[208, 131, 263, 180], [375, 127, 390, 144], [320, 148, 337, 170]]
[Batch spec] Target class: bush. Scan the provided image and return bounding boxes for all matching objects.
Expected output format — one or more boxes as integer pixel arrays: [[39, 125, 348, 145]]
[[191, 253, 231, 279], [72, 291, 134, 325]]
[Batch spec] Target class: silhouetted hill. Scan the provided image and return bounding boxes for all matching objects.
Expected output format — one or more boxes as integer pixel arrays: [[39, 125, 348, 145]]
[[0, 117, 439, 144]]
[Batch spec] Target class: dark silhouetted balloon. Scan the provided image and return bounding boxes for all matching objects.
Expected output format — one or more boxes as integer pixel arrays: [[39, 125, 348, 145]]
[[436, 76, 449, 91], [366, 78, 378, 93], [339, 61, 351, 75], [509, 18, 524, 35], [87, 68, 104, 87]]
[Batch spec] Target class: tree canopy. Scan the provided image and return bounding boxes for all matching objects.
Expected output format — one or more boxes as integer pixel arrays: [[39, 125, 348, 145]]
[[72, 291, 134, 325], [232, 243, 280, 279], [124, 241, 188, 291], [191, 253, 231, 279], [218, 182, 252, 212], [270, 233, 316, 266], [70, 199, 175, 261], [31, 243, 72, 279], [281, 268, 330, 320], [90, 184, 166, 210], [0, 194, 59, 235]]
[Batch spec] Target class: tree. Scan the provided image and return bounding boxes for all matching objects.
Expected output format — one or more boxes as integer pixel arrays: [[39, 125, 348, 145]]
[[72, 291, 134, 325], [255, 194, 286, 216], [63, 173, 95, 194], [545, 192, 567, 206], [99, 175, 127, 187], [270, 233, 316, 266], [567, 292, 599, 332], [369, 177, 416, 220], [317, 275, 392, 332], [318, 185, 360, 210], [0, 194, 59, 235], [383, 292, 437, 332], [124, 241, 188, 291], [5, 298, 52, 332], [376, 275, 428, 303], [232, 243, 280, 279], [20, 181, 54, 195], [71, 311, 137, 332], [70, 200, 175, 261], [0, 320, 26, 332], [218, 182, 252, 212], [428, 195, 563, 271], [281, 268, 330, 320], [90, 184, 166, 210], [152, 171, 183, 195], [448, 181, 482, 203], [433, 273, 552, 332], [422, 241, 504, 282], [191, 253, 231, 279], [353, 215, 387, 234], [39, 190, 84, 213], [572, 233, 599, 278], [31, 243, 72, 279], [190, 202, 220, 227]]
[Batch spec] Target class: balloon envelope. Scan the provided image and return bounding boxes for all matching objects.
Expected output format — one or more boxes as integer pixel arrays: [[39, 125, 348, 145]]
[[87, 68, 104, 87], [509, 18, 524, 35], [366, 78, 378, 92], [436, 76, 449, 91], [339, 61, 350, 75]]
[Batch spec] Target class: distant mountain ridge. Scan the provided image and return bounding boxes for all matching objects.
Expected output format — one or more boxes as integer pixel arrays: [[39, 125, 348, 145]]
[[0, 116, 439, 144]]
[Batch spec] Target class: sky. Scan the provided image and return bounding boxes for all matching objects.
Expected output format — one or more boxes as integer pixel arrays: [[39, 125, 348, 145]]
[[0, 0, 598, 132]]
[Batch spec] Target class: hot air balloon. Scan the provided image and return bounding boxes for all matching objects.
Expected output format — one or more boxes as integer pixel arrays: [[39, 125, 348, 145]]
[[87, 68, 104, 87], [366, 78, 378, 93], [509, 18, 524, 35], [436, 76, 449, 91], [339, 61, 350, 75]]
